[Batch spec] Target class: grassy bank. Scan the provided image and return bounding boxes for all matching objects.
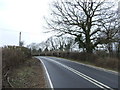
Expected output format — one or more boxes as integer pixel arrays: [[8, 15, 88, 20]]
[[2, 46, 46, 88], [7, 58, 46, 88]]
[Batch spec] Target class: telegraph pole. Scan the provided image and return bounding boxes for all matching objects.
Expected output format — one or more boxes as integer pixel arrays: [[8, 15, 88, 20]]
[[19, 32, 21, 46]]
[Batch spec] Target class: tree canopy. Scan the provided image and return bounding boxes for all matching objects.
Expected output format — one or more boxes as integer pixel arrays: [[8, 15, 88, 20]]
[[45, 0, 118, 53]]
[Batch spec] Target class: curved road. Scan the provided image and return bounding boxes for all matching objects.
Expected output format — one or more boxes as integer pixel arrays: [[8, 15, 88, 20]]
[[36, 56, 119, 89]]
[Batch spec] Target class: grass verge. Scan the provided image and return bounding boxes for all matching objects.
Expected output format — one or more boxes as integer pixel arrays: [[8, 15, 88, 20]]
[[3, 58, 46, 88]]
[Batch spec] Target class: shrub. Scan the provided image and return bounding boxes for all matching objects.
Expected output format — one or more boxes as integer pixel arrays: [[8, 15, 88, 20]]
[[95, 57, 118, 71], [2, 46, 31, 73]]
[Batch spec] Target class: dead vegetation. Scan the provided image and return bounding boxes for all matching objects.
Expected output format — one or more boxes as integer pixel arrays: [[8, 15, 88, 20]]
[[8, 58, 46, 88], [2, 46, 45, 88], [39, 51, 119, 72]]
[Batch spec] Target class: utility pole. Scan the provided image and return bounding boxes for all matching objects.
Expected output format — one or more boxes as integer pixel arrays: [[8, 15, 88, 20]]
[[19, 32, 21, 46]]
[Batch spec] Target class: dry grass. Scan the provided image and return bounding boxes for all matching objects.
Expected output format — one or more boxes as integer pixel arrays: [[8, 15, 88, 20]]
[[8, 58, 46, 88]]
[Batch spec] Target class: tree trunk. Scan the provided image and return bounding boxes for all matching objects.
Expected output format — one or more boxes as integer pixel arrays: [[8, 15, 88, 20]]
[[86, 46, 93, 53], [85, 32, 93, 53]]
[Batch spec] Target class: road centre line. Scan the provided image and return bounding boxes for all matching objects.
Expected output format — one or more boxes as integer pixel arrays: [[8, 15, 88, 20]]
[[49, 56, 118, 75], [43, 57, 114, 90]]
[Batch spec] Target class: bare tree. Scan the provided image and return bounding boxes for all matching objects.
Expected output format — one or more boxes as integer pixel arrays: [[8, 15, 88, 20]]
[[45, 0, 117, 53], [64, 37, 75, 51], [45, 36, 75, 51], [27, 43, 38, 50], [38, 42, 47, 51], [97, 9, 118, 54], [46, 37, 59, 51]]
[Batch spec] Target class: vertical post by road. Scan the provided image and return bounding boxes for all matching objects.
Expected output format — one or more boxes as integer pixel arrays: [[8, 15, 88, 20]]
[[118, 1, 120, 59], [0, 47, 2, 90], [118, 1, 120, 90], [118, 2, 120, 58], [19, 32, 21, 46]]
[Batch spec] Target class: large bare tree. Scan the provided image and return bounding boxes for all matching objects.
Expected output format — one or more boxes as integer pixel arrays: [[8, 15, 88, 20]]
[[45, 0, 117, 53]]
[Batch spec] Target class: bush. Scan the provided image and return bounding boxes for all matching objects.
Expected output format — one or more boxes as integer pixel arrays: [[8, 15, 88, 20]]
[[95, 57, 118, 71], [2, 46, 31, 73]]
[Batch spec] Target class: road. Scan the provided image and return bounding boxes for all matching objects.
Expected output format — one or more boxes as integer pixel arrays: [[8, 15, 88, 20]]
[[36, 56, 119, 89]]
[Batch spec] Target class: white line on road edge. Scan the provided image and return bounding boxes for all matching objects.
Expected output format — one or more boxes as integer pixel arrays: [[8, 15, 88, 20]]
[[38, 58, 54, 90], [43, 57, 114, 90]]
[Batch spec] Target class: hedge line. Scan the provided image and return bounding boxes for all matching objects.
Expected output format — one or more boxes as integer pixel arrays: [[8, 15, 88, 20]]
[[38, 51, 119, 71], [2, 46, 31, 74]]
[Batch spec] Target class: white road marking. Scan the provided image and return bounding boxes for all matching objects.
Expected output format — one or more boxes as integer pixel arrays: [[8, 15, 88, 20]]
[[49, 56, 118, 75], [43, 57, 114, 90], [38, 58, 54, 89]]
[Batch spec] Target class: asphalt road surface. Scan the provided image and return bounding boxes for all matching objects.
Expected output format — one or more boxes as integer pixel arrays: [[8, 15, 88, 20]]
[[36, 56, 119, 89]]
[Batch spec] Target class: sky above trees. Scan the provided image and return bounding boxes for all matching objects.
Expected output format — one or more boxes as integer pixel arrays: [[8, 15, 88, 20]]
[[0, 0, 118, 47], [0, 0, 54, 46]]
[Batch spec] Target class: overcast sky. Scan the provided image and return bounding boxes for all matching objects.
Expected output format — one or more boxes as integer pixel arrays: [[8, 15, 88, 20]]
[[0, 0, 118, 47], [0, 0, 55, 47]]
